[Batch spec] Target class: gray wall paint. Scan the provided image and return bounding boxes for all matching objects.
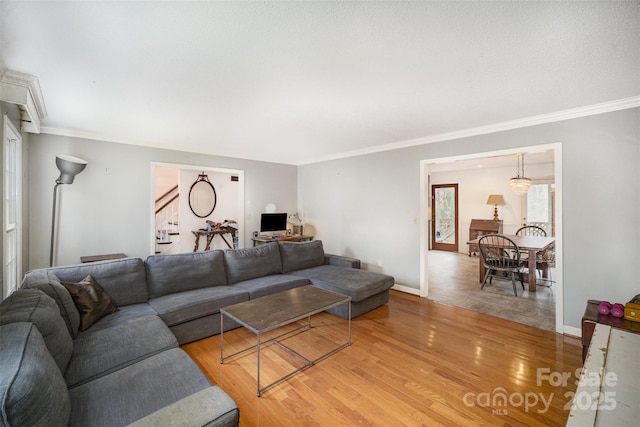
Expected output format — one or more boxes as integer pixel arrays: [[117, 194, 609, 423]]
[[27, 134, 297, 268], [299, 108, 640, 329], [21, 108, 640, 329]]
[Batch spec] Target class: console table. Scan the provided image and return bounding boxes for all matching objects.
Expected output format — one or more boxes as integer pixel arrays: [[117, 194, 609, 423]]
[[191, 229, 234, 251], [252, 235, 313, 247], [581, 299, 640, 362]]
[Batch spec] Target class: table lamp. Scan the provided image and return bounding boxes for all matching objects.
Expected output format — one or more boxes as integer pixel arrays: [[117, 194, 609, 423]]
[[486, 194, 505, 221]]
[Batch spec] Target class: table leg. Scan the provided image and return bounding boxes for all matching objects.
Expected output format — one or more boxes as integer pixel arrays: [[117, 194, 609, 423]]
[[220, 314, 224, 363], [193, 235, 200, 252], [257, 332, 262, 397], [219, 232, 233, 249], [478, 252, 486, 283], [205, 234, 215, 251], [527, 249, 537, 292]]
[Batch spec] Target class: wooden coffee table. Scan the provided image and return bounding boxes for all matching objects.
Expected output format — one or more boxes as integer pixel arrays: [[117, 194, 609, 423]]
[[220, 286, 351, 396]]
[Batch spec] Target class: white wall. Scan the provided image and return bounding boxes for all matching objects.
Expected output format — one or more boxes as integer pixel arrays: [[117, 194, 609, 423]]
[[299, 108, 640, 329], [429, 162, 554, 253], [27, 134, 298, 268]]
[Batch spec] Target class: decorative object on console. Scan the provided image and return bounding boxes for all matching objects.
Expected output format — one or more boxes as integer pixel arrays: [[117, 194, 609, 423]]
[[598, 301, 612, 315], [624, 294, 640, 322], [610, 303, 624, 318], [486, 194, 505, 220], [50, 155, 88, 267], [288, 213, 303, 235], [188, 172, 217, 218], [509, 153, 532, 195]]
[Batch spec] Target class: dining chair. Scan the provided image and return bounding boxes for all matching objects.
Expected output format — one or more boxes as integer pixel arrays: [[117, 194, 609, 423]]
[[516, 225, 554, 285], [516, 225, 547, 237], [536, 242, 556, 287], [478, 234, 526, 296]]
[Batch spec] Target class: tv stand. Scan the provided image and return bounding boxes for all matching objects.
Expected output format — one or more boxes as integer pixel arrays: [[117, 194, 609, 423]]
[[252, 235, 314, 247]]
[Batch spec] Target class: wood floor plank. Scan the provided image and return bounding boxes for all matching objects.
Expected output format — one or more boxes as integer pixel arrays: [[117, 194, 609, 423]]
[[182, 290, 582, 426]]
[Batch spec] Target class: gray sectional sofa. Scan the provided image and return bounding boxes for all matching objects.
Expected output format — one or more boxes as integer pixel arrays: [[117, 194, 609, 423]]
[[0, 240, 394, 426]]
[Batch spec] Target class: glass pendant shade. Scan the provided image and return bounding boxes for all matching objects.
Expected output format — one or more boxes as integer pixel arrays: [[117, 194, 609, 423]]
[[510, 153, 531, 195], [509, 177, 532, 195]]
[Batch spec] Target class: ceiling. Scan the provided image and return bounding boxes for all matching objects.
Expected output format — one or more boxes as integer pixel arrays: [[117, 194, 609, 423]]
[[1, 1, 638, 165]]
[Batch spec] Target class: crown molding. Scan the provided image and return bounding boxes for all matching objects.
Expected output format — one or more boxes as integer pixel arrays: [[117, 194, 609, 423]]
[[297, 96, 640, 165], [0, 70, 48, 133], [39, 96, 639, 165]]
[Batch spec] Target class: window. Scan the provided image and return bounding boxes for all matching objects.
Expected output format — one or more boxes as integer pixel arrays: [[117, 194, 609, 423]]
[[3, 116, 21, 299], [525, 182, 555, 236]]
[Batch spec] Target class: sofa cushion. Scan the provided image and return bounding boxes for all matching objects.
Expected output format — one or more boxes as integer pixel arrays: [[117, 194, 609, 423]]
[[75, 303, 158, 336], [0, 323, 71, 427], [48, 257, 149, 306], [68, 348, 213, 427], [65, 315, 178, 388], [62, 275, 119, 331], [20, 269, 81, 337], [128, 387, 239, 427], [0, 289, 73, 373], [145, 250, 227, 299], [232, 274, 310, 299], [149, 286, 249, 326], [280, 240, 325, 273], [224, 242, 283, 284], [290, 265, 395, 302]]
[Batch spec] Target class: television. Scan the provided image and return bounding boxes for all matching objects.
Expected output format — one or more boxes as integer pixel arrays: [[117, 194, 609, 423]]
[[260, 213, 288, 235]]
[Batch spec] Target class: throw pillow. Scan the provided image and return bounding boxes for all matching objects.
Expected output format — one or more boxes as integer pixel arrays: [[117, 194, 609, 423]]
[[62, 275, 118, 331]]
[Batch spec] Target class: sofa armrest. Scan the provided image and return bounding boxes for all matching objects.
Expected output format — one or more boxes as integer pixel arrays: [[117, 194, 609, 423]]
[[127, 387, 239, 427], [324, 254, 361, 269]]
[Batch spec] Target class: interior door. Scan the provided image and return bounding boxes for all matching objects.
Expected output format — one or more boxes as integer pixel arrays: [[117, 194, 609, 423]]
[[431, 184, 458, 252], [3, 116, 21, 299]]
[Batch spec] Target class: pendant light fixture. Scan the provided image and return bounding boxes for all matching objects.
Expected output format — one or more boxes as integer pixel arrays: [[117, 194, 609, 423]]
[[509, 153, 531, 195]]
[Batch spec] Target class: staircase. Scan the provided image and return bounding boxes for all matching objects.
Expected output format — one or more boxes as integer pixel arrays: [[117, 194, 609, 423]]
[[155, 185, 180, 254]]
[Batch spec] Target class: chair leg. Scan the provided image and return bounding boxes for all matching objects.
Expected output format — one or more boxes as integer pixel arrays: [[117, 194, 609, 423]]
[[519, 272, 525, 290], [510, 273, 518, 296], [481, 268, 491, 290]]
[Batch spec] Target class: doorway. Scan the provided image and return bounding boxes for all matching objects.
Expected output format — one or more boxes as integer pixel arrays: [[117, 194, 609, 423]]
[[431, 184, 458, 252], [419, 143, 564, 333], [150, 162, 245, 255]]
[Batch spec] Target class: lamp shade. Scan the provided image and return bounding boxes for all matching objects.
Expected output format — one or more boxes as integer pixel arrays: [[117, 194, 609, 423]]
[[55, 155, 87, 184], [509, 177, 532, 195], [486, 194, 505, 205]]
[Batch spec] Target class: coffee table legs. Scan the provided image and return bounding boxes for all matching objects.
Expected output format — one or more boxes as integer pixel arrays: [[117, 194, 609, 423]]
[[220, 301, 351, 397]]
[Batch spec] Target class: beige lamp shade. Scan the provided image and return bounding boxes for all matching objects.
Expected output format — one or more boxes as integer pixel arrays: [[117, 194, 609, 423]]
[[486, 194, 505, 206], [486, 194, 505, 220]]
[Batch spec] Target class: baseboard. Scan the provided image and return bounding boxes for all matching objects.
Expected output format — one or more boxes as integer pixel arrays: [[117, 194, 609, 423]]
[[391, 284, 420, 296], [563, 325, 581, 338]]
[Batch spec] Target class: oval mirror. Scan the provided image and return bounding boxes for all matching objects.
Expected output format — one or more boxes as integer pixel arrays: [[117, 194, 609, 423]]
[[188, 173, 217, 218]]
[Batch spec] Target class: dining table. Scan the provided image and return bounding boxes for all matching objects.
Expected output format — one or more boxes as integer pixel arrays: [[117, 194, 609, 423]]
[[467, 234, 556, 292]]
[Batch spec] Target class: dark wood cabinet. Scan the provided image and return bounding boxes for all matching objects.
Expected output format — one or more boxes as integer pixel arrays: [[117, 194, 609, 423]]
[[581, 299, 640, 362], [468, 219, 503, 256]]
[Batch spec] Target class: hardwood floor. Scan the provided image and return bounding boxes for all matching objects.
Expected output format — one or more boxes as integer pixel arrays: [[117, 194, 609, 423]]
[[182, 290, 582, 426]]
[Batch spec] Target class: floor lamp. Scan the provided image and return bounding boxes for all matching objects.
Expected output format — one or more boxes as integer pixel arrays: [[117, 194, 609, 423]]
[[50, 155, 88, 267]]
